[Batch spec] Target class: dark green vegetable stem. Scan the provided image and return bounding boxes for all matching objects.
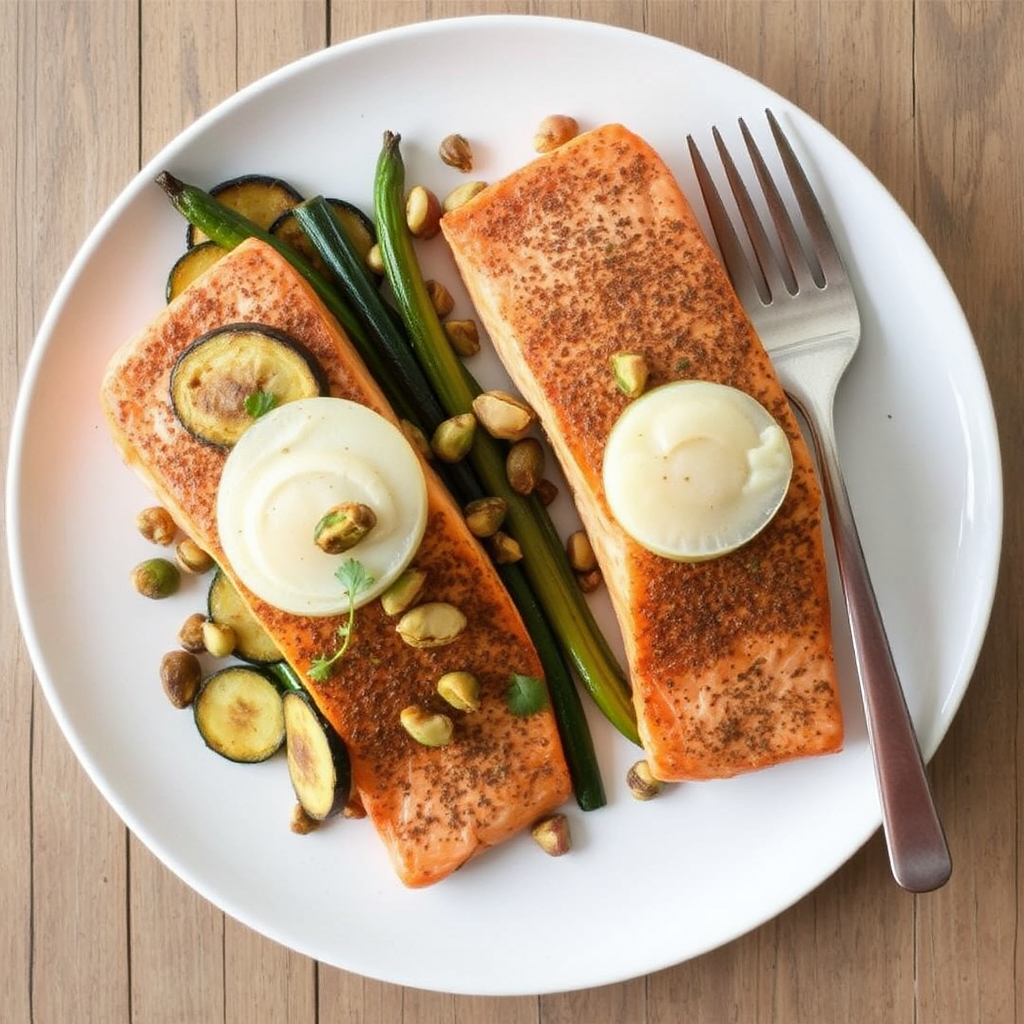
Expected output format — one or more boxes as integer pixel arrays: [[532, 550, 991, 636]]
[[373, 131, 639, 745]]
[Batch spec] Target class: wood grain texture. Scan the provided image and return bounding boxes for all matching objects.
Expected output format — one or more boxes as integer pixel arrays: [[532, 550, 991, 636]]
[[4, 1, 1020, 1021]]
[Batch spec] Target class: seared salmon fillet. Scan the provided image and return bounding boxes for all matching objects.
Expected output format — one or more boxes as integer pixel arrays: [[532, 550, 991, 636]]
[[441, 124, 843, 781], [101, 236, 571, 886]]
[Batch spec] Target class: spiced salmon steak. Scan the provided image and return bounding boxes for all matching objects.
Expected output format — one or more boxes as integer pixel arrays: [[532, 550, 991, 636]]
[[441, 123, 844, 781], [100, 236, 571, 886]]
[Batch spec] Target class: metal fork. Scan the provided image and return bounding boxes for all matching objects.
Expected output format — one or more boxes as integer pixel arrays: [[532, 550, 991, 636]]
[[688, 110, 951, 893]]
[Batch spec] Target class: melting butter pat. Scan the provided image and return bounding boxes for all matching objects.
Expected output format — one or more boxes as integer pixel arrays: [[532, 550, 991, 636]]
[[217, 397, 428, 615], [602, 380, 793, 561]]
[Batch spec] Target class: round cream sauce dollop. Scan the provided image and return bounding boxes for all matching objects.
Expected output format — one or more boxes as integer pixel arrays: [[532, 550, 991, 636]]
[[217, 397, 428, 615], [602, 380, 793, 561]]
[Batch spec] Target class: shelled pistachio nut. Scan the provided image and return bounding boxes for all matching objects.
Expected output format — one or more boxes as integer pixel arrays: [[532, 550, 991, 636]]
[[131, 557, 180, 599], [443, 180, 487, 213], [380, 566, 428, 617], [490, 531, 523, 565], [506, 437, 545, 495], [400, 706, 455, 747], [472, 390, 536, 441], [463, 496, 508, 538], [566, 530, 598, 573], [405, 184, 442, 239], [531, 813, 571, 856], [443, 319, 481, 357], [430, 413, 476, 462], [438, 133, 474, 171], [437, 671, 481, 712], [611, 351, 650, 399], [626, 759, 663, 801], [314, 501, 377, 554], [396, 602, 467, 648]]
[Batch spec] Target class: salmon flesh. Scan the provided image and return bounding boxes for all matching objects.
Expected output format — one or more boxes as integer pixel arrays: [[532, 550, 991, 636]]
[[441, 124, 844, 780], [101, 236, 572, 887]]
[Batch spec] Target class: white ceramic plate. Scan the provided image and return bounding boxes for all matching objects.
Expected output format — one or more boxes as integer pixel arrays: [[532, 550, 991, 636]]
[[6, 16, 1002, 996]]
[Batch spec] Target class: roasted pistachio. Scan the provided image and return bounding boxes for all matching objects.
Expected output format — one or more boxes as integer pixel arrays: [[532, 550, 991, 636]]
[[506, 437, 545, 495], [177, 611, 208, 654], [534, 478, 559, 506], [425, 278, 456, 318], [431, 412, 476, 462], [611, 351, 650, 399], [490, 530, 523, 565], [160, 650, 202, 709], [399, 418, 433, 460], [566, 530, 598, 573], [400, 705, 455, 747], [626, 759, 663, 801], [136, 505, 177, 545], [443, 180, 487, 213], [437, 671, 481, 712], [314, 501, 377, 554], [533, 114, 580, 153], [202, 619, 236, 658], [405, 184, 443, 239], [576, 568, 604, 594], [531, 813, 571, 856], [365, 242, 385, 275], [472, 390, 536, 441], [438, 133, 474, 171], [290, 802, 322, 834], [175, 537, 214, 575], [131, 557, 180, 599], [463, 496, 508, 538], [396, 602, 467, 648], [443, 319, 481, 357], [380, 566, 428, 617]]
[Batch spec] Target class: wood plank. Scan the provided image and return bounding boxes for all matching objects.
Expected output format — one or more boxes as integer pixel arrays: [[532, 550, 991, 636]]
[[913, 3, 1023, 1019], [16, 2, 138, 1021], [1, 2, 33, 1021]]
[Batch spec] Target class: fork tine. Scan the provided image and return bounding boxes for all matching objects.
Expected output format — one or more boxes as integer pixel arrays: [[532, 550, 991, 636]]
[[764, 109, 848, 286], [736, 117, 821, 295], [712, 124, 799, 300], [687, 134, 770, 310]]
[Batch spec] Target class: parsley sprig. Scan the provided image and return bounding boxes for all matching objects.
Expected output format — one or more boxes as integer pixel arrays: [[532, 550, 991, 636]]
[[308, 559, 374, 683]]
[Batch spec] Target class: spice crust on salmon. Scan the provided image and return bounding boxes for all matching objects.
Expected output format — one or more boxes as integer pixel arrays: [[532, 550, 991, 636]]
[[441, 123, 844, 780], [100, 236, 571, 887]]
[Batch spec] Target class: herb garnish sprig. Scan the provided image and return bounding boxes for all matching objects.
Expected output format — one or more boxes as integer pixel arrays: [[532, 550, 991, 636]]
[[308, 559, 374, 683]]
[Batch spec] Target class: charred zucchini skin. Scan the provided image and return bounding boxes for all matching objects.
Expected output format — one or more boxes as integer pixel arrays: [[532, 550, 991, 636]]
[[166, 240, 227, 301], [187, 174, 304, 248], [169, 322, 328, 448], [207, 569, 282, 665], [193, 666, 285, 763], [283, 690, 351, 820], [270, 199, 377, 277]]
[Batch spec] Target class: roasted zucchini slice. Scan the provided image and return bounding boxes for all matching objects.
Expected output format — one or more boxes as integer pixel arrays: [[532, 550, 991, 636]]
[[283, 690, 351, 821], [193, 666, 285, 763], [187, 174, 304, 247], [270, 199, 377, 275], [207, 569, 281, 665], [166, 240, 228, 301], [169, 323, 328, 447]]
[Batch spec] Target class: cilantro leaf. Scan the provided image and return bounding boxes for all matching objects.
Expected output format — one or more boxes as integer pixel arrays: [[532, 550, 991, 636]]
[[244, 390, 278, 419], [506, 673, 549, 717], [306, 559, 375, 683]]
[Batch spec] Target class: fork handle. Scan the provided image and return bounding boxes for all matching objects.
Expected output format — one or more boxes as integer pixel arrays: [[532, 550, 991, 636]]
[[805, 405, 952, 893]]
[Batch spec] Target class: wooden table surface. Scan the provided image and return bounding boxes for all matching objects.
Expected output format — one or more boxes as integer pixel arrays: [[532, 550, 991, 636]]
[[3, 1, 1019, 1021]]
